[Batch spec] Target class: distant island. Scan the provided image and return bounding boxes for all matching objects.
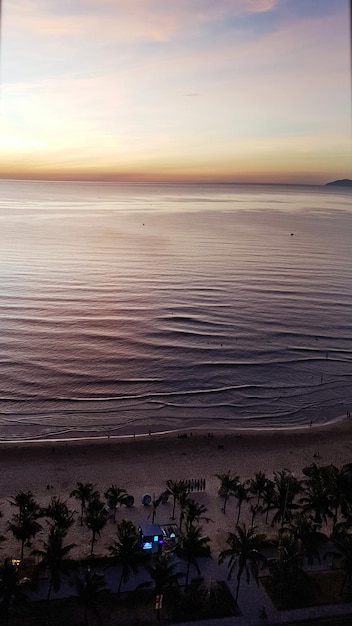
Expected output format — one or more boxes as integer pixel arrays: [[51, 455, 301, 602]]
[[325, 178, 352, 187]]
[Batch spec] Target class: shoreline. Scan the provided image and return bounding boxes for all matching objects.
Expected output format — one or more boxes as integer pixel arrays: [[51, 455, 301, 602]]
[[0, 411, 349, 448]]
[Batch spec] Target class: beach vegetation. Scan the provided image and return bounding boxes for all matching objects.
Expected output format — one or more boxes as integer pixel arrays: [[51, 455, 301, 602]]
[[234, 482, 251, 525], [85, 496, 107, 557], [44, 496, 75, 533], [325, 523, 352, 596], [183, 499, 209, 529], [177, 489, 191, 534], [249, 471, 268, 508], [165, 479, 189, 520], [149, 493, 163, 524], [33, 525, 76, 601], [3, 461, 352, 620], [285, 511, 328, 566], [262, 568, 352, 610], [175, 524, 211, 590], [71, 566, 106, 626], [0, 557, 28, 626], [300, 464, 334, 526], [219, 523, 268, 604], [328, 465, 352, 529], [271, 471, 303, 529], [103, 485, 130, 523], [262, 478, 276, 524], [7, 491, 42, 560], [70, 482, 99, 527], [108, 519, 146, 596], [143, 552, 183, 595], [216, 471, 239, 514], [270, 528, 308, 606], [168, 579, 238, 623]]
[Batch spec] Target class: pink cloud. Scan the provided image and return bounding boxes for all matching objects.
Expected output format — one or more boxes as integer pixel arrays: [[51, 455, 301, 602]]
[[6, 0, 279, 42]]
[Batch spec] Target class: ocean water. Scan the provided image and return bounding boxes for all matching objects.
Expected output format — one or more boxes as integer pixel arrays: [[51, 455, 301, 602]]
[[0, 180, 351, 442]]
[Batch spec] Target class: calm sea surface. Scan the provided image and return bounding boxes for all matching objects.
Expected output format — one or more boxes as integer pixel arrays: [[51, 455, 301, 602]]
[[0, 180, 351, 442]]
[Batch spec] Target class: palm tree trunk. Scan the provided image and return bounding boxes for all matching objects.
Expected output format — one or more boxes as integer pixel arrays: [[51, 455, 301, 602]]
[[171, 497, 176, 520], [90, 532, 95, 556], [333, 505, 338, 530], [80, 503, 84, 526], [118, 571, 124, 597], [47, 577, 53, 602], [251, 506, 256, 527], [185, 558, 191, 590], [236, 503, 242, 525], [223, 493, 228, 514], [235, 570, 242, 604], [21, 539, 25, 560]]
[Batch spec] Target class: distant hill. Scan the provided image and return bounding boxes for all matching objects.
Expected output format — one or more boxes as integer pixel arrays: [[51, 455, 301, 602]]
[[325, 179, 352, 187]]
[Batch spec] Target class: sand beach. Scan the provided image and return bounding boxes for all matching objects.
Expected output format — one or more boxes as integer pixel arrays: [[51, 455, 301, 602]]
[[1, 419, 352, 560]]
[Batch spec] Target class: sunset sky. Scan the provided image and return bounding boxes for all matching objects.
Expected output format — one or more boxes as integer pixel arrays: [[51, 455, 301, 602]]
[[0, 0, 351, 184]]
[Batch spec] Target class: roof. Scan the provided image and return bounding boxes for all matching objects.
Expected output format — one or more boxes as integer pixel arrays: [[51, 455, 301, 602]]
[[139, 523, 163, 535]]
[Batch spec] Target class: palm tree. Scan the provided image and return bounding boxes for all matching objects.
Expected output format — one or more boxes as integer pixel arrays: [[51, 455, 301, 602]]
[[287, 511, 327, 566], [249, 502, 260, 528], [218, 523, 268, 605], [327, 525, 352, 595], [300, 467, 333, 527], [146, 553, 182, 595], [249, 471, 268, 508], [108, 520, 146, 596], [85, 497, 107, 556], [72, 567, 106, 626], [216, 472, 239, 514], [328, 465, 352, 528], [262, 478, 276, 524], [33, 526, 76, 601], [70, 482, 99, 527], [7, 491, 42, 560], [271, 471, 302, 529], [165, 479, 188, 520], [234, 482, 250, 525], [176, 524, 211, 590], [184, 499, 209, 529], [44, 496, 75, 532], [273, 529, 307, 606], [104, 485, 129, 523], [150, 493, 163, 524], [178, 490, 191, 534], [0, 558, 28, 626]]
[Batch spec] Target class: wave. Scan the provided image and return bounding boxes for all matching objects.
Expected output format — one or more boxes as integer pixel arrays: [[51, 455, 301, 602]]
[[1, 181, 352, 441]]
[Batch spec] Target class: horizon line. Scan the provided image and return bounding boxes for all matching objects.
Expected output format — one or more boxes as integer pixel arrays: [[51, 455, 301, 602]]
[[0, 176, 340, 187]]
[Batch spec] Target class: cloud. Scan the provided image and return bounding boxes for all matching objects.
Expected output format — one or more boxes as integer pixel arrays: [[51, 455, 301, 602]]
[[5, 0, 279, 43], [1, 0, 350, 184]]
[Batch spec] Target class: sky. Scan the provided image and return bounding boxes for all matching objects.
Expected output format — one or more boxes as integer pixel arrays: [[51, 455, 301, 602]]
[[0, 0, 351, 184]]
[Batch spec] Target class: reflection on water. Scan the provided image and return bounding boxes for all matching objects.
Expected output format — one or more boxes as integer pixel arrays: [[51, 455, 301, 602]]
[[0, 180, 351, 441]]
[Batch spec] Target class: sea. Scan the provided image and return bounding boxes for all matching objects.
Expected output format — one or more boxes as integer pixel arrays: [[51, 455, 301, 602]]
[[0, 179, 351, 442]]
